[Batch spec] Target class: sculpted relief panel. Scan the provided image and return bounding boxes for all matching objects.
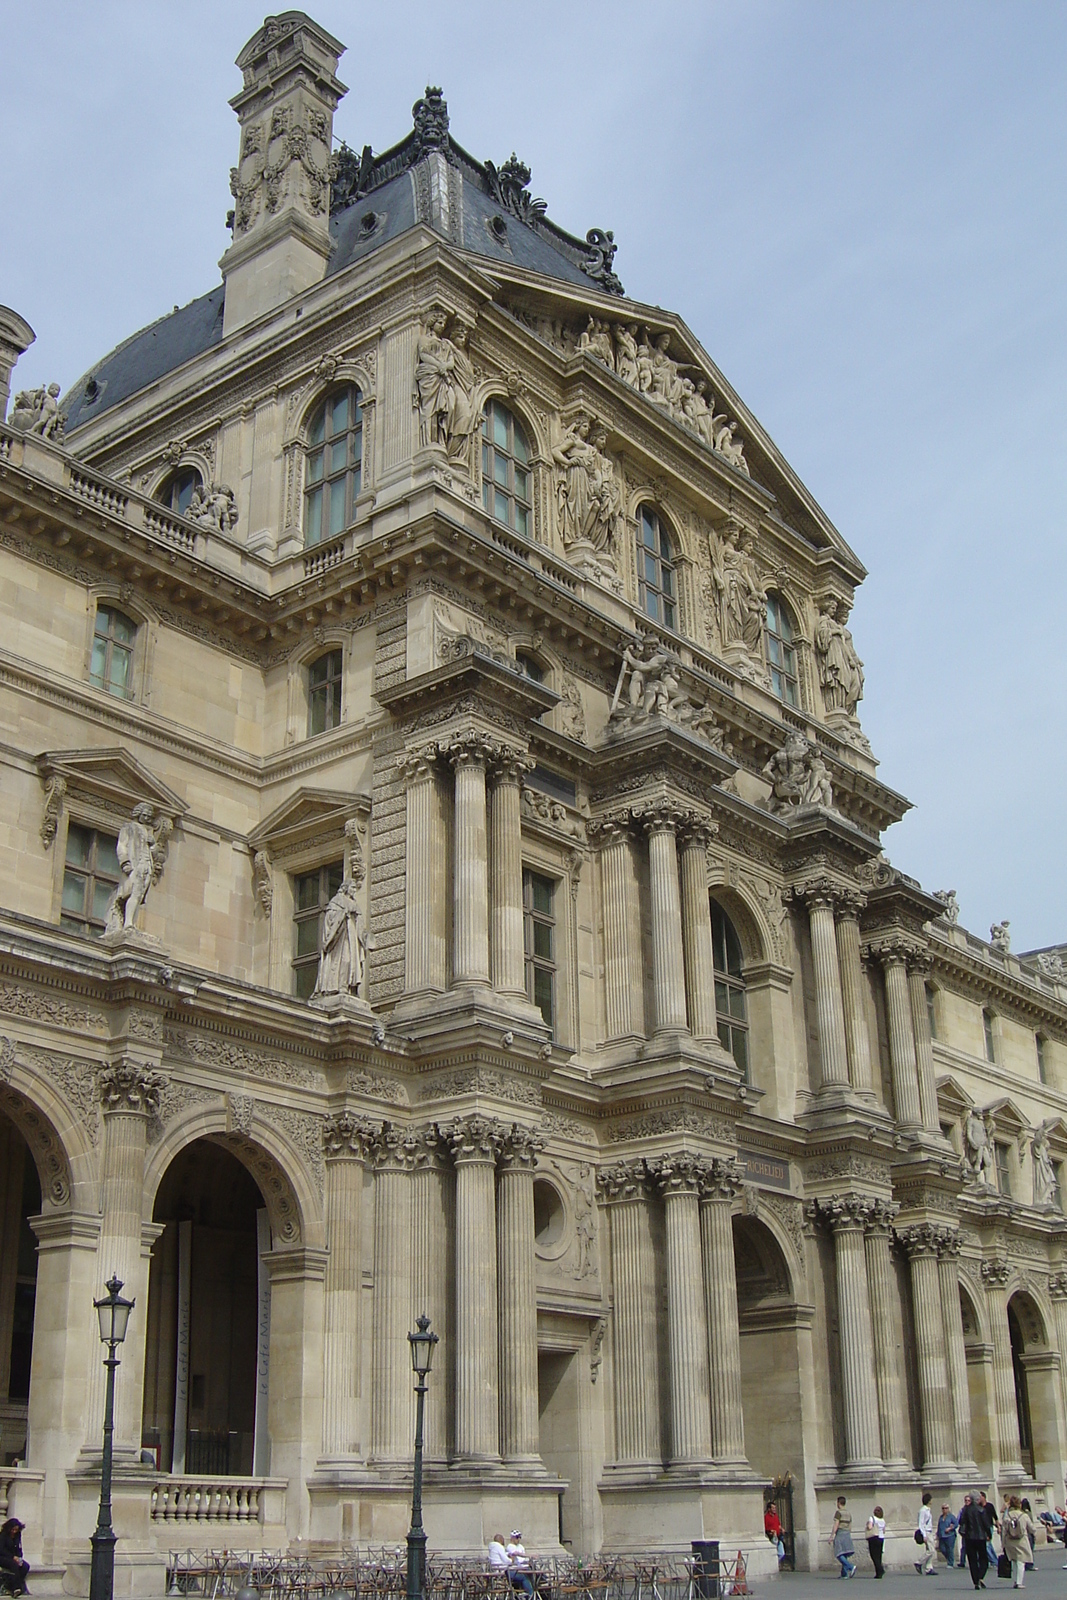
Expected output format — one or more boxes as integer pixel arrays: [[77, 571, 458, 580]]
[[534, 1157, 601, 1292]]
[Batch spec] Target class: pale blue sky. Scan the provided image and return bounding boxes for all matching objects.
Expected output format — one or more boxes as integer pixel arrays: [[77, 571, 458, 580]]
[[2, 2, 1064, 948]]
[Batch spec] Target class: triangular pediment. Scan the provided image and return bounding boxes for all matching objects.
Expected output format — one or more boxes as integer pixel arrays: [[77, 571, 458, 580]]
[[249, 786, 371, 861], [36, 747, 186, 818], [984, 1097, 1030, 1138], [936, 1075, 974, 1120]]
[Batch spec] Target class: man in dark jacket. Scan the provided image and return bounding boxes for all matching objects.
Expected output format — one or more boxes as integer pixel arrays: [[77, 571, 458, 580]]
[[959, 1495, 989, 1589], [0, 1518, 29, 1597]]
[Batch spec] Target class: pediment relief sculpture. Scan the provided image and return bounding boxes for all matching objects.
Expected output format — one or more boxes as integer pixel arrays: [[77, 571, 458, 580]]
[[761, 732, 834, 815]]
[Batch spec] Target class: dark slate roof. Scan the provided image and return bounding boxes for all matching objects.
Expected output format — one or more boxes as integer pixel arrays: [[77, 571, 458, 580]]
[[64, 89, 623, 433]]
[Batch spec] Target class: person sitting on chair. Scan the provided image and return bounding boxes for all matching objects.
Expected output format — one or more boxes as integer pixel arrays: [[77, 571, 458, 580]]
[[0, 1519, 29, 1597], [506, 1532, 534, 1596]]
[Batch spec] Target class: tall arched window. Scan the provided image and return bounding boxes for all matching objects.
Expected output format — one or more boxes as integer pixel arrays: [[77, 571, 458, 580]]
[[482, 400, 531, 536], [157, 467, 202, 517], [765, 592, 799, 706], [711, 898, 748, 1077], [637, 505, 676, 629], [90, 603, 137, 698], [305, 388, 363, 547]]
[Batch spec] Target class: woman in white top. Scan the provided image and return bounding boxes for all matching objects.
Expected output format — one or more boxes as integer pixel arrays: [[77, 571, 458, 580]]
[[866, 1506, 886, 1580]]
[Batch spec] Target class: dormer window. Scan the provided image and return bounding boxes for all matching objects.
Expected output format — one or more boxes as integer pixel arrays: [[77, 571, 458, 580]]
[[637, 506, 676, 630], [305, 388, 362, 548], [482, 401, 531, 536]]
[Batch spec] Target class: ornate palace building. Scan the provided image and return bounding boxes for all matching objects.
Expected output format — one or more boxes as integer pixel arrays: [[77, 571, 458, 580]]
[[0, 12, 1065, 1592]]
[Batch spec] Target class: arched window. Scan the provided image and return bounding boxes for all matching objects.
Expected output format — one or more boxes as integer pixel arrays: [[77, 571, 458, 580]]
[[637, 506, 676, 630], [305, 388, 363, 548], [157, 467, 202, 517], [90, 603, 137, 698], [711, 898, 748, 1077], [515, 652, 545, 684], [307, 649, 343, 736], [765, 592, 799, 706], [482, 400, 531, 536]]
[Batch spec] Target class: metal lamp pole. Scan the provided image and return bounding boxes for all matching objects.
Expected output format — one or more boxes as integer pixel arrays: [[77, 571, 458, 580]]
[[89, 1275, 134, 1600], [406, 1315, 439, 1600]]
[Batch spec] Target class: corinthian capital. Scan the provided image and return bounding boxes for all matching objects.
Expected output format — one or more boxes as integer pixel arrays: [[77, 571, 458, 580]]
[[369, 1121, 420, 1171], [865, 1199, 899, 1235], [896, 1221, 947, 1259], [396, 744, 440, 785], [863, 930, 928, 968], [699, 1156, 746, 1202], [323, 1111, 381, 1160], [443, 1113, 507, 1164], [790, 873, 849, 913], [587, 811, 634, 847], [649, 1152, 706, 1197], [98, 1062, 164, 1116], [499, 1123, 546, 1170], [596, 1159, 648, 1202], [1048, 1270, 1067, 1301], [980, 1257, 1011, 1289], [818, 1194, 876, 1232], [630, 797, 692, 836]]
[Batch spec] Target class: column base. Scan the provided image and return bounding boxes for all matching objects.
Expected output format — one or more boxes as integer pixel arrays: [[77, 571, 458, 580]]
[[597, 1469, 773, 1571]]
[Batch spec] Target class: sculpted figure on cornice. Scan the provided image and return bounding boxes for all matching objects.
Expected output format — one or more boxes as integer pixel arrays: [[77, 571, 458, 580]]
[[964, 1107, 996, 1189], [9, 382, 66, 440], [1036, 951, 1066, 981], [762, 732, 834, 816], [814, 595, 864, 717], [312, 878, 368, 1000], [608, 635, 689, 731], [104, 804, 172, 936], [989, 921, 1011, 956], [414, 308, 477, 466], [187, 482, 239, 533], [1032, 1124, 1058, 1209], [933, 889, 959, 925]]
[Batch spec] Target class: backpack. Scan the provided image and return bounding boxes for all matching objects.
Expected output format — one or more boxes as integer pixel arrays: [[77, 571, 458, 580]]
[[1005, 1513, 1022, 1541]]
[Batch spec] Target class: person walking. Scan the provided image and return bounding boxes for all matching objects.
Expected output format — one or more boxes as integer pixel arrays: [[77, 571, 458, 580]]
[[831, 1496, 857, 1578], [916, 1492, 936, 1575], [938, 1504, 959, 1568], [977, 1493, 999, 1573], [866, 1505, 887, 1580], [959, 1494, 988, 1589], [1002, 1497, 1036, 1589]]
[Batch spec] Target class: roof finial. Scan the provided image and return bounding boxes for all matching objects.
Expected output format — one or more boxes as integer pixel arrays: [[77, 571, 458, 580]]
[[412, 87, 449, 154]]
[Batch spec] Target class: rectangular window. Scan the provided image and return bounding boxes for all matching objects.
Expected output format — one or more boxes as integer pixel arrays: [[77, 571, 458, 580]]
[[994, 1142, 1012, 1197], [983, 1009, 996, 1063], [1055, 1161, 1065, 1213], [1037, 1035, 1047, 1084], [307, 649, 343, 737], [89, 605, 136, 698], [523, 869, 556, 1031], [292, 860, 343, 999], [60, 822, 121, 936]]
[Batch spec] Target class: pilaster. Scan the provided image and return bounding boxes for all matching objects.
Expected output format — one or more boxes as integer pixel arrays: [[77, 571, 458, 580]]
[[898, 1223, 955, 1471], [497, 1125, 545, 1465], [369, 1124, 418, 1464], [817, 1196, 881, 1468], [320, 1113, 378, 1461], [446, 1115, 506, 1462], [863, 1200, 907, 1465], [651, 1155, 712, 1465], [598, 1161, 658, 1465], [699, 1158, 747, 1464]]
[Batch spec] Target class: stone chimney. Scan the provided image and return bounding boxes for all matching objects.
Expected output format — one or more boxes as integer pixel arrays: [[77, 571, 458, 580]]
[[0, 307, 35, 423], [219, 12, 347, 337]]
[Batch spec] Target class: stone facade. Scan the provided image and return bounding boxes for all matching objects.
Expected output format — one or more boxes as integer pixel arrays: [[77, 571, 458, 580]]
[[0, 13, 1065, 1593]]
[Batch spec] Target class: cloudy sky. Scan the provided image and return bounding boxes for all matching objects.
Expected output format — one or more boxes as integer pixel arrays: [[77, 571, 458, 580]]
[[2, 2, 1064, 949]]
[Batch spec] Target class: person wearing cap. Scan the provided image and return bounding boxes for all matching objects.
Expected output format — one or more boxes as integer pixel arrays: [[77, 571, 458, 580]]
[[0, 1518, 29, 1596], [506, 1532, 534, 1596]]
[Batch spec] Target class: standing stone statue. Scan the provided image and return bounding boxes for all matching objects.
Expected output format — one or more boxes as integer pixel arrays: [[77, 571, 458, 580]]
[[313, 878, 367, 1000], [711, 522, 764, 658], [814, 595, 864, 716], [1032, 1126, 1058, 1208], [413, 308, 455, 448], [964, 1107, 995, 1187], [445, 318, 478, 471], [104, 803, 171, 936], [990, 921, 1011, 955], [552, 416, 600, 549]]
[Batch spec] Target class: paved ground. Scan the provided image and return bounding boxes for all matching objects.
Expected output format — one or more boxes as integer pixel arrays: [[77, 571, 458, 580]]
[[773, 1559, 1067, 1598]]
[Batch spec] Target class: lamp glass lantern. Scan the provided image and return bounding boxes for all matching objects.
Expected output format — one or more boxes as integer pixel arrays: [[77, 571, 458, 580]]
[[408, 1314, 438, 1377], [94, 1275, 134, 1347]]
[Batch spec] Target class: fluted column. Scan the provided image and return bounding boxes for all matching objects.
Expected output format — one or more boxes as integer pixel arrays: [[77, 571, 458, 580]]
[[679, 823, 719, 1041], [599, 1161, 657, 1463], [938, 1231, 975, 1467], [370, 1125, 417, 1463], [982, 1258, 1023, 1472], [821, 1197, 881, 1467], [497, 1127, 544, 1463], [700, 1158, 746, 1463], [652, 1156, 712, 1464], [86, 1063, 163, 1452], [447, 1115, 504, 1461], [594, 817, 640, 1042], [800, 882, 850, 1088], [400, 747, 446, 994], [908, 958, 941, 1133], [899, 1224, 955, 1470], [321, 1113, 377, 1459], [448, 737, 491, 986], [1048, 1273, 1067, 1427], [835, 893, 874, 1093], [866, 936, 923, 1126], [490, 757, 531, 996], [637, 804, 689, 1033], [411, 1128, 450, 1459], [864, 1201, 907, 1464]]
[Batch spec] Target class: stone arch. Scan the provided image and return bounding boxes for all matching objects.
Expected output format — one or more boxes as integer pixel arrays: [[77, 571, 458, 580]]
[[732, 1212, 807, 1526], [958, 1273, 987, 1345], [148, 452, 212, 509], [733, 1195, 805, 1300], [0, 1044, 97, 1213], [706, 879, 772, 969], [284, 358, 375, 450], [1007, 1286, 1052, 1481], [732, 1212, 796, 1312], [143, 1102, 322, 1249], [1008, 1286, 1049, 1351], [477, 387, 546, 465]]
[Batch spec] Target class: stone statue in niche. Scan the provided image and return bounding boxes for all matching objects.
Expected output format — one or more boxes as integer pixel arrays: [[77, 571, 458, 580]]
[[551, 417, 623, 572], [413, 308, 477, 464], [1032, 1126, 1058, 1208], [312, 878, 368, 1002], [558, 675, 587, 743], [710, 521, 765, 659], [964, 1107, 995, 1187], [762, 732, 834, 814], [990, 921, 1011, 955], [104, 804, 172, 936], [814, 595, 864, 716], [9, 382, 66, 439], [187, 482, 238, 532], [573, 1165, 597, 1278], [933, 889, 959, 925]]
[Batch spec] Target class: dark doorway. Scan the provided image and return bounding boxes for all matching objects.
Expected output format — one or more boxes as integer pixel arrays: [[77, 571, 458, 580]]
[[0, 1113, 40, 1464]]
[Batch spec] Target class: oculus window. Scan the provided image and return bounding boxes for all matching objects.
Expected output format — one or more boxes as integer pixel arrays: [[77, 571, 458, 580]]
[[90, 604, 137, 699], [765, 593, 799, 707], [637, 506, 676, 630], [482, 401, 531, 537], [305, 388, 362, 548], [711, 898, 748, 1078]]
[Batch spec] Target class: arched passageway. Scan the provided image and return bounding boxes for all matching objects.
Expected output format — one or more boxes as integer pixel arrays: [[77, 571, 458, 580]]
[[734, 1216, 802, 1561], [142, 1139, 267, 1474], [0, 1110, 40, 1463], [1006, 1290, 1059, 1486]]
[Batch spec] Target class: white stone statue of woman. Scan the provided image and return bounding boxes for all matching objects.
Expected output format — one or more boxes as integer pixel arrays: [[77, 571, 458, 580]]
[[815, 595, 864, 716], [313, 878, 366, 998], [1032, 1127, 1058, 1208]]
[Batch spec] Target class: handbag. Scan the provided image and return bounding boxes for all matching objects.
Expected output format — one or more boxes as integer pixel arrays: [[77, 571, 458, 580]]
[[914, 1530, 925, 1546], [997, 1553, 1012, 1580]]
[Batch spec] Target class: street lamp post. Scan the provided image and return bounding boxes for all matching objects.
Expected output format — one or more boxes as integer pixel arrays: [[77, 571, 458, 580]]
[[406, 1314, 439, 1600], [89, 1275, 134, 1600]]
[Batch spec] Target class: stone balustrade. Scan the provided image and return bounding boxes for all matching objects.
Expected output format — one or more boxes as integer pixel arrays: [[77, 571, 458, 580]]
[[150, 1475, 287, 1525]]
